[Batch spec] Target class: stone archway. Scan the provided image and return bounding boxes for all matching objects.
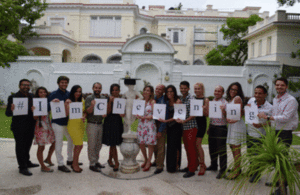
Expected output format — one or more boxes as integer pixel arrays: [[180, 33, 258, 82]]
[[135, 64, 160, 92]]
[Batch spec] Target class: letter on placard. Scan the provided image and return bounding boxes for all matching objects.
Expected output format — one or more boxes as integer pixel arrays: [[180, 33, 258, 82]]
[[13, 98, 28, 116], [209, 101, 222, 118], [94, 99, 107, 115], [245, 106, 259, 124], [50, 101, 66, 119], [226, 104, 241, 120], [190, 99, 203, 116], [69, 102, 83, 119], [173, 104, 186, 120], [33, 98, 48, 116], [112, 98, 126, 114], [153, 104, 166, 120], [132, 100, 145, 116]]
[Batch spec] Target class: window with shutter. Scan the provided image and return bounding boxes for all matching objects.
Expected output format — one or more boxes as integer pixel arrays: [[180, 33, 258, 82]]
[[90, 16, 122, 37]]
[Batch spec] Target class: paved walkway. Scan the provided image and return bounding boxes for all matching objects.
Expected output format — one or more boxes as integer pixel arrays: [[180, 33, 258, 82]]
[[0, 138, 296, 195]]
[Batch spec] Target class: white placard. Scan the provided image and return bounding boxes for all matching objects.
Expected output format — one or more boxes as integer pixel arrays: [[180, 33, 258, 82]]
[[132, 100, 145, 116], [112, 98, 126, 114], [50, 101, 66, 119], [13, 98, 28, 116], [190, 99, 203, 116], [69, 102, 83, 119], [33, 98, 48, 116], [209, 101, 222, 118], [226, 104, 241, 120], [153, 104, 166, 120], [94, 99, 107, 115], [173, 104, 186, 120], [245, 105, 259, 124]]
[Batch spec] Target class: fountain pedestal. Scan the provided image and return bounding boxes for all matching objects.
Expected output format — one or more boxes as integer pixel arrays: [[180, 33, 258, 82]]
[[120, 133, 140, 174]]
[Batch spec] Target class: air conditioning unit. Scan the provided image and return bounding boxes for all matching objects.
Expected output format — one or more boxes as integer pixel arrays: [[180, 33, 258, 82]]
[[183, 60, 190, 65]]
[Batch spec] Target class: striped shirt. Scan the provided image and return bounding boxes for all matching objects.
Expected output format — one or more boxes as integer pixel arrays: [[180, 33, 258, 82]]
[[209, 97, 228, 126]]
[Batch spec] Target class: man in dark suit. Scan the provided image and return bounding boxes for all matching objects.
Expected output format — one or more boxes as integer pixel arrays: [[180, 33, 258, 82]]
[[5, 79, 39, 176]]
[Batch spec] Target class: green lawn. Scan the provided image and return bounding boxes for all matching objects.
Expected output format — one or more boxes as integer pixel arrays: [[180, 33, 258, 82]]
[[1, 108, 300, 145]]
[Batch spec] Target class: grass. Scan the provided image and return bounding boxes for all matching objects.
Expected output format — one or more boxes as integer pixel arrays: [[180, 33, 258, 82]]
[[1, 107, 299, 145]]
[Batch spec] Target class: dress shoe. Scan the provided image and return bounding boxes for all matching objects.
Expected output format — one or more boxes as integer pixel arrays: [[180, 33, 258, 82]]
[[271, 187, 287, 195], [44, 160, 54, 166], [151, 162, 157, 167], [95, 162, 105, 169], [27, 162, 39, 168], [206, 165, 218, 171], [180, 167, 189, 172], [154, 168, 163, 174], [19, 168, 33, 176], [266, 181, 280, 187], [58, 165, 71, 173], [143, 163, 152, 172], [67, 161, 83, 166], [89, 165, 101, 172], [249, 172, 260, 183], [216, 171, 225, 179], [183, 171, 195, 178]]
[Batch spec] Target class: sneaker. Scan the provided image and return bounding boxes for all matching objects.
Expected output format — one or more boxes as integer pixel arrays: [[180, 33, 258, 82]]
[[58, 165, 71, 173]]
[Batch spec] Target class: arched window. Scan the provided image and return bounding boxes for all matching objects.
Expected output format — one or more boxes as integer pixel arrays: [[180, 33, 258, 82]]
[[62, 49, 71, 63], [82, 54, 102, 63], [107, 55, 122, 64], [140, 28, 147, 34], [193, 59, 205, 65], [29, 47, 50, 56], [174, 58, 183, 65]]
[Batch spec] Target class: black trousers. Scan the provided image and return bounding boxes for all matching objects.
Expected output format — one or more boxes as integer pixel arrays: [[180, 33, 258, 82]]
[[166, 123, 182, 173], [275, 130, 293, 147], [208, 125, 228, 172], [12, 127, 35, 169]]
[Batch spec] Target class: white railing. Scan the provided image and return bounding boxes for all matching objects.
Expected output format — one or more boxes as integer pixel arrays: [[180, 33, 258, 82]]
[[287, 13, 300, 20], [267, 15, 275, 24], [89, 0, 123, 3], [63, 29, 71, 36], [32, 26, 51, 34]]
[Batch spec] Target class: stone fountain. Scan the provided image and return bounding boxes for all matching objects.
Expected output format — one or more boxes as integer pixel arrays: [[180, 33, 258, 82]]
[[119, 78, 143, 174]]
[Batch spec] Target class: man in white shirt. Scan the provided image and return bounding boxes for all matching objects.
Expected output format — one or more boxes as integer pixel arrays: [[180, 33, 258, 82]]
[[247, 85, 272, 183], [258, 77, 299, 195]]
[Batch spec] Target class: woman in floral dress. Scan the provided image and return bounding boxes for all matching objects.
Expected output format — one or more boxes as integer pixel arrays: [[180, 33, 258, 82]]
[[32, 87, 55, 172], [136, 85, 156, 172]]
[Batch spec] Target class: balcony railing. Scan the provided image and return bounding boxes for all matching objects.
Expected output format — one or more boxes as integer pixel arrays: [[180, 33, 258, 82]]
[[287, 13, 300, 20], [32, 25, 75, 40]]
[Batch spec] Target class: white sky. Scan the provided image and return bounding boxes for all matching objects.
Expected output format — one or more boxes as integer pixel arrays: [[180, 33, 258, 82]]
[[135, 0, 300, 16]]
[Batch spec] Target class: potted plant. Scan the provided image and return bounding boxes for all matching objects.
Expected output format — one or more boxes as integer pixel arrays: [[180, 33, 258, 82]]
[[226, 124, 300, 195]]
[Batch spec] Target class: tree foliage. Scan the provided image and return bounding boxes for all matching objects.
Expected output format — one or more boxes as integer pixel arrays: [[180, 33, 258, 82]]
[[0, 0, 47, 68], [0, 36, 29, 68], [205, 15, 263, 66], [277, 0, 300, 6]]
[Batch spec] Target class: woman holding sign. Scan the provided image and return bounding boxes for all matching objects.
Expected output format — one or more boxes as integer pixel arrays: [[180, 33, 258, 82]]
[[159, 85, 183, 173], [32, 87, 55, 172], [103, 84, 124, 171], [225, 82, 246, 180], [136, 86, 157, 172], [66, 85, 86, 173], [194, 83, 209, 176]]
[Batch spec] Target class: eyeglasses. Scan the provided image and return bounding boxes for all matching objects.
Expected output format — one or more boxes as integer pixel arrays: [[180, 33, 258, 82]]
[[167, 91, 174, 93], [230, 88, 238, 92], [21, 84, 30, 87]]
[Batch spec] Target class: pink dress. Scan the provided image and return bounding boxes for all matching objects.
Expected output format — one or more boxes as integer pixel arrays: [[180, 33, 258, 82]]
[[137, 101, 157, 145], [34, 115, 55, 145]]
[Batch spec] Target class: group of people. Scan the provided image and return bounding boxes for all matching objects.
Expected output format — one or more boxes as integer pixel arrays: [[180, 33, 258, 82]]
[[5, 76, 299, 195]]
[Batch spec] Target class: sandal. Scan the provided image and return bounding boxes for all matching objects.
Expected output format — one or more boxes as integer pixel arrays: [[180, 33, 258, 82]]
[[44, 160, 54, 166], [107, 160, 115, 168], [41, 168, 54, 172], [198, 163, 206, 176]]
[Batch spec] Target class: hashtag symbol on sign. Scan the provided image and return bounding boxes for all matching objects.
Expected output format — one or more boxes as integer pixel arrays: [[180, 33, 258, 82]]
[[17, 102, 24, 110]]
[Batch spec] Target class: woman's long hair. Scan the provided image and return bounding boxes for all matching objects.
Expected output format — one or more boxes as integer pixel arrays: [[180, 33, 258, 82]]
[[110, 83, 120, 95], [69, 85, 82, 102], [34, 87, 49, 127], [165, 85, 179, 102], [226, 82, 245, 102], [35, 87, 49, 98], [143, 85, 154, 101]]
